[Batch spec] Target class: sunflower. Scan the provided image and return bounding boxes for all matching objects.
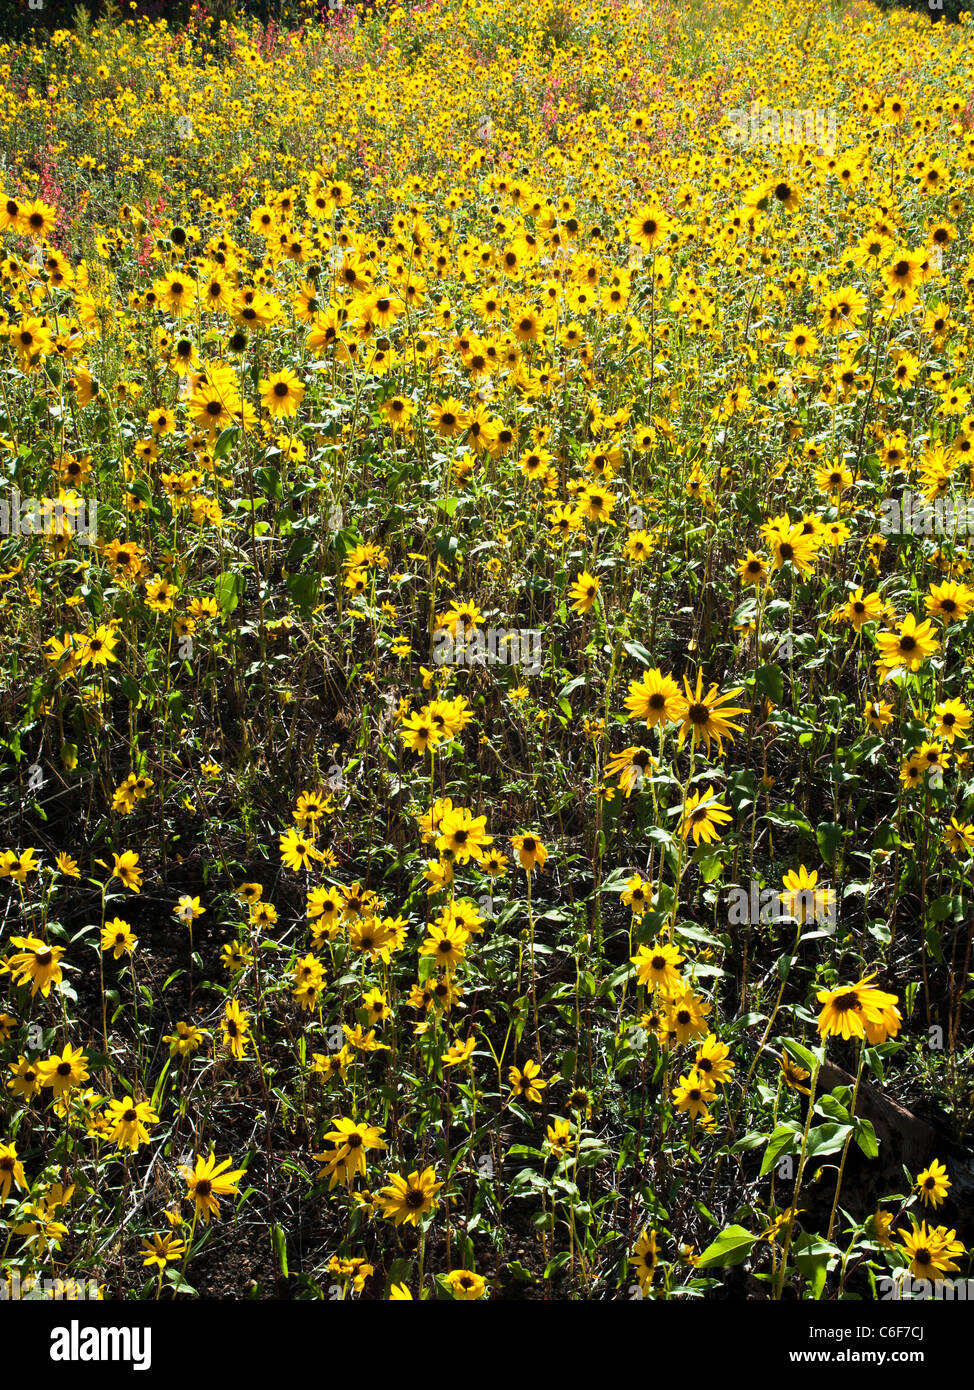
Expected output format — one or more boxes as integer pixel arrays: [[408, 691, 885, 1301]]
[[141, 1233, 187, 1270], [280, 826, 323, 872], [816, 975, 901, 1043], [624, 668, 684, 727], [671, 1069, 714, 1124], [915, 1159, 951, 1210], [695, 1034, 735, 1086], [620, 871, 654, 914], [925, 580, 974, 624], [37, 1043, 90, 1098], [428, 398, 468, 437], [420, 921, 468, 973], [666, 984, 711, 1044], [103, 1097, 159, 1153], [898, 1221, 964, 1282], [7, 1056, 42, 1100], [771, 179, 799, 212], [436, 806, 490, 864], [508, 1058, 547, 1104], [100, 919, 137, 959], [575, 484, 615, 525], [377, 1167, 442, 1226], [260, 368, 305, 418], [190, 382, 238, 433], [510, 832, 548, 873], [629, 1228, 659, 1293], [631, 940, 684, 992], [21, 198, 57, 238], [0, 1143, 26, 1203], [4, 935, 66, 997], [943, 817, 974, 854], [629, 203, 671, 252], [835, 587, 883, 632], [400, 710, 445, 757], [863, 698, 894, 731], [766, 521, 818, 577], [675, 672, 747, 755], [883, 249, 924, 294], [154, 269, 197, 317], [737, 550, 768, 586], [606, 746, 657, 796], [222, 999, 251, 1060], [182, 1153, 247, 1225], [315, 1117, 386, 1189], [445, 1269, 487, 1300], [874, 614, 940, 677], [77, 624, 120, 668], [780, 865, 831, 926], [569, 569, 600, 615], [679, 788, 733, 844]]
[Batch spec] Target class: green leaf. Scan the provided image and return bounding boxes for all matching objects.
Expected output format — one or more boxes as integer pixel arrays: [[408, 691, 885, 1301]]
[[728, 1131, 769, 1153], [792, 1233, 840, 1299], [815, 822, 844, 864], [271, 1223, 288, 1278], [781, 1038, 823, 1074], [696, 1224, 757, 1269], [853, 1117, 879, 1160], [753, 663, 784, 704], [622, 640, 653, 667], [815, 1093, 850, 1123], [805, 1122, 853, 1159], [213, 426, 239, 461], [255, 465, 283, 499], [215, 570, 243, 615], [760, 1122, 801, 1176], [286, 571, 320, 617]]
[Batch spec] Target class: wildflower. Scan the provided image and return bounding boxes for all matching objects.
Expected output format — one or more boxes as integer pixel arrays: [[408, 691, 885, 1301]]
[[631, 941, 684, 992], [630, 1229, 659, 1292], [508, 1059, 547, 1104], [679, 788, 733, 845], [899, 1221, 964, 1281], [0, 1142, 26, 1201], [569, 570, 600, 615], [4, 936, 66, 997], [162, 1021, 208, 1058], [916, 1159, 951, 1210], [377, 1167, 442, 1226], [510, 833, 548, 873], [37, 1043, 90, 1098], [111, 852, 143, 893], [624, 668, 684, 727], [315, 1117, 386, 1189], [174, 895, 204, 924], [816, 976, 901, 1043], [103, 1095, 159, 1152], [875, 615, 940, 678], [182, 1153, 247, 1224], [141, 1233, 187, 1270], [672, 1069, 716, 1118], [675, 673, 747, 755], [445, 1269, 487, 1300], [222, 1000, 251, 1060]]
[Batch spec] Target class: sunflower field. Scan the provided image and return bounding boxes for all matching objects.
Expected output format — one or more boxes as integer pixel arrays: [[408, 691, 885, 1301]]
[[0, 0, 973, 1313]]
